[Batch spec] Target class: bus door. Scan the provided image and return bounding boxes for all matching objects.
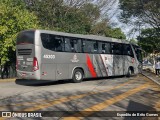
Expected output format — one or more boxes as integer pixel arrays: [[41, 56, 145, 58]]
[[112, 43, 124, 76]]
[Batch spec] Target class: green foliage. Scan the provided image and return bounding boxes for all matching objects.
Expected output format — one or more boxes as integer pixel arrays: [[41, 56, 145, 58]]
[[28, 0, 126, 39], [0, 0, 126, 66], [105, 28, 126, 39], [138, 28, 160, 53], [28, 0, 92, 34], [0, 0, 39, 65], [119, 0, 160, 29], [90, 21, 126, 39], [129, 39, 137, 44]]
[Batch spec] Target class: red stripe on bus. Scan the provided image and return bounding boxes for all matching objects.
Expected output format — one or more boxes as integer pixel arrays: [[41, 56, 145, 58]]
[[86, 54, 97, 77]]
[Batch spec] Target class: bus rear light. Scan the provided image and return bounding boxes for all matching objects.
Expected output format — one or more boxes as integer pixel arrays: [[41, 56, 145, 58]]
[[33, 57, 39, 71]]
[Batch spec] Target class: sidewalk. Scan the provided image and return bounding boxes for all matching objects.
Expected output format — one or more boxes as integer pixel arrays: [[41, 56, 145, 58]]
[[142, 70, 160, 86]]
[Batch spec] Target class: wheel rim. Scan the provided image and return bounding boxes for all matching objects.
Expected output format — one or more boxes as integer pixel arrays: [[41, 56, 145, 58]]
[[75, 71, 82, 80]]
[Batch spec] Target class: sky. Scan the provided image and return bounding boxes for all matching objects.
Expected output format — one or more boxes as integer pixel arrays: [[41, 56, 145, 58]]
[[106, 0, 140, 40]]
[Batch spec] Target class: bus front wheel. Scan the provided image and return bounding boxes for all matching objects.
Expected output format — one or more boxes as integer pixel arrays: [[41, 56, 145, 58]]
[[126, 68, 132, 77], [72, 69, 83, 83]]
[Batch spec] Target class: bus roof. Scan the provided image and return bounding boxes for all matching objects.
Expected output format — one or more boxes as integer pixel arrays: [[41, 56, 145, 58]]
[[22, 29, 130, 44]]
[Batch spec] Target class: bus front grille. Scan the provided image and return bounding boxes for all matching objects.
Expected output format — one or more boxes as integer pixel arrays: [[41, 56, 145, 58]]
[[18, 49, 32, 55]]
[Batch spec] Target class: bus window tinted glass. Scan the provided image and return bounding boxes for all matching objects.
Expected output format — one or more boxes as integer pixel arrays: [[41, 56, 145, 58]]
[[41, 33, 64, 51], [17, 31, 35, 44], [112, 43, 122, 55], [83, 40, 96, 53], [100, 42, 111, 54], [64, 38, 82, 52], [64, 38, 72, 52], [123, 44, 134, 57], [72, 38, 82, 53], [133, 45, 142, 61], [55, 36, 64, 51]]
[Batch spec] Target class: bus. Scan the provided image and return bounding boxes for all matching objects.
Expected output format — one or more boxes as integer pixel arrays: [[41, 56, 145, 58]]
[[16, 29, 142, 83]]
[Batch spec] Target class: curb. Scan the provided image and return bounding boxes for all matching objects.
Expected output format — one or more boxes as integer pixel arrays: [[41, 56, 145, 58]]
[[141, 72, 160, 86], [0, 78, 16, 82]]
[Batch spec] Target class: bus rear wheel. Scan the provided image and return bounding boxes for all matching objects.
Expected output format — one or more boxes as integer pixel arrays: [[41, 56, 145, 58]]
[[72, 69, 83, 83]]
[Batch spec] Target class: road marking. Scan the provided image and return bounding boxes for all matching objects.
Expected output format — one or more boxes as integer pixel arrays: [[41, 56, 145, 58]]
[[63, 83, 150, 120], [0, 80, 133, 110], [19, 79, 135, 111], [155, 101, 160, 111], [0, 79, 16, 83]]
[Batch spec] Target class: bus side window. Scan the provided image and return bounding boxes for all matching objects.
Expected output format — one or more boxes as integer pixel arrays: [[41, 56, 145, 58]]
[[73, 39, 82, 53], [93, 42, 98, 53], [112, 43, 122, 55], [41, 33, 56, 51], [102, 43, 106, 53], [98, 42, 103, 53], [123, 44, 134, 57], [83, 40, 92, 53], [64, 37, 72, 52], [105, 42, 111, 54], [54, 36, 64, 52]]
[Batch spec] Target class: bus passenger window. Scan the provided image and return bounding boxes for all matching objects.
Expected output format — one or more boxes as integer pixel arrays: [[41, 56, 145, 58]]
[[105, 43, 111, 54], [101, 42, 111, 54], [70, 40, 75, 52], [112, 43, 122, 55], [54, 36, 64, 52], [93, 42, 98, 53], [64, 38, 72, 52], [41, 33, 55, 51], [76, 39, 82, 53], [123, 44, 134, 57], [102, 43, 106, 53], [98, 42, 102, 53], [72, 39, 82, 53]]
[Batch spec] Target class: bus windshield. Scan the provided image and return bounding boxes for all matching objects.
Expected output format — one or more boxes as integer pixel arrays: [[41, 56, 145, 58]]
[[16, 31, 35, 45], [133, 46, 142, 62]]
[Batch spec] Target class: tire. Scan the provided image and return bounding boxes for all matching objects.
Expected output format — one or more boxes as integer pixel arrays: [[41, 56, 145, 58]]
[[72, 69, 83, 83], [126, 68, 132, 77]]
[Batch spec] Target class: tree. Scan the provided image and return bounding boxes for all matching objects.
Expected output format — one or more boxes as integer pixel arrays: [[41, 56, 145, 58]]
[[105, 28, 126, 39], [119, 0, 160, 31], [90, 20, 126, 39], [129, 39, 137, 44], [0, 0, 39, 65], [26, 0, 93, 34], [138, 28, 160, 53]]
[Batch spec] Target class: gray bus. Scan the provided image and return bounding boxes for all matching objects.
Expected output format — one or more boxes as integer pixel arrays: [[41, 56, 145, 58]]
[[16, 29, 142, 83]]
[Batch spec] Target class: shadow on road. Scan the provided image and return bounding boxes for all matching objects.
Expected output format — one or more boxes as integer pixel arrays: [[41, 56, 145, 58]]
[[123, 100, 158, 120], [15, 75, 126, 86], [15, 79, 70, 86]]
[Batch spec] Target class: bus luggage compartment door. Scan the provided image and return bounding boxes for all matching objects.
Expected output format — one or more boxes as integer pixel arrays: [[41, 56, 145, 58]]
[[41, 64, 56, 80]]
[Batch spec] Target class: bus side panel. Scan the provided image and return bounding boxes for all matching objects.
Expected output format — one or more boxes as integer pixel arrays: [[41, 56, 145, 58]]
[[124, 56, 134, 75], [55, 52, 70, 80], [41, 64, 56, 80], [69, 53, 91, 79], [113, 55, 124, 76], [40, 49, 56, 80]]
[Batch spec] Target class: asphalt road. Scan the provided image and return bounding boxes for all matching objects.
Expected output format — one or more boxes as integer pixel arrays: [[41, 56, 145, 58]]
[[0, 75, 159, 120]]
